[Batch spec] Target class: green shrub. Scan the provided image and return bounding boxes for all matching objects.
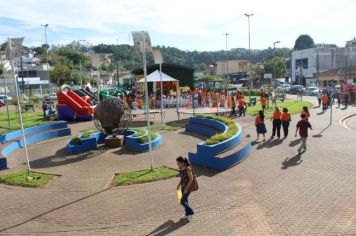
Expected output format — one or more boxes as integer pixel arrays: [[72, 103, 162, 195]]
[[196, 115, 238, 145], [69, 136, 81, 145], [131, 128, 146, 137], [80, 130, 99, 139], [137, 131, 158, 143]]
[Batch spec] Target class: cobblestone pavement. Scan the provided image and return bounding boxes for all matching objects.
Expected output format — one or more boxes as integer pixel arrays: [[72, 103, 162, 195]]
[[0, 96, 355, 235]]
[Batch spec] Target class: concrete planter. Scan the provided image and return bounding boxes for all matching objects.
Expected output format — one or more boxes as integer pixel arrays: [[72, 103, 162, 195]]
[[124, 130, 162, 152], [66, 131, 107, 155]]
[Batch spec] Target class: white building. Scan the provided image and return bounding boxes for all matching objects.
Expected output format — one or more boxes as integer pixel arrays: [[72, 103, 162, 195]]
[[290, 39, 356, 87]]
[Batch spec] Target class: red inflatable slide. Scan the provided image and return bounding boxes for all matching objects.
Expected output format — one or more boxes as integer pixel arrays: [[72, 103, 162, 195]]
[[57, 90, 95, 115]]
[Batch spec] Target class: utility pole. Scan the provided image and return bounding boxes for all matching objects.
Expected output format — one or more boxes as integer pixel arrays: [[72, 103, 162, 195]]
[[244, 14, 254, 88], [224, 33, 230, 77], [40, 24, 49, 96]]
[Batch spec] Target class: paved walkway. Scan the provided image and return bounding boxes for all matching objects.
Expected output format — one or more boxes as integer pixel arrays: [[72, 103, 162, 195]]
[[0, 96, 356, 235]]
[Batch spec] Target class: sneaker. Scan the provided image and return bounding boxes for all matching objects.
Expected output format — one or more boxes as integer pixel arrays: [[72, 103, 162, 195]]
[[180, 215, 188, 220], [187, 215, 194, 220]]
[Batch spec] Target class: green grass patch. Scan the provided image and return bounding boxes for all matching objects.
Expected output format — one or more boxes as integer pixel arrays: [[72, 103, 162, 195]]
[[0, 111, 53, 134], [151, 124, 180, 131], [113, 166, 178, 186], [136, 131, 158, 143], [131, 128, 146, 137], [196, 115, 238, 145], [0, 171, 56, 188], [246, 100, 312, 119]]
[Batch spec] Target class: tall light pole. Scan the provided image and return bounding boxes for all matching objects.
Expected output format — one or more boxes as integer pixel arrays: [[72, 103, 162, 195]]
[[244, 14, 254, 89], [40, 24, 49, 96], [224, 33, 230, 77], [273, 41, 280, 106]]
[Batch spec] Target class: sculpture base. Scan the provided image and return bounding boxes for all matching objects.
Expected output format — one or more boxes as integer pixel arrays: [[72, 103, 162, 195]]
[[104, 135, 124, 148]]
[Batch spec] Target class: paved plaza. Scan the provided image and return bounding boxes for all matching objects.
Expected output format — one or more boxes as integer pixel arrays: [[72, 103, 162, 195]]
[[0, 96, 356, 235]]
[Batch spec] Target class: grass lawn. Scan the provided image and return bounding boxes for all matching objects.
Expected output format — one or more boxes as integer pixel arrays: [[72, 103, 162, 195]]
[[246, 100, 312, 119], [0, 111, 52, 134], [0, 170, 56, 188], [113, 166, 178, 186]]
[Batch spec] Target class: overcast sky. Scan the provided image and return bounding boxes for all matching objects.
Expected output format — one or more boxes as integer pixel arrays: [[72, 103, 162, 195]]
[[0, 0, 355, 51]]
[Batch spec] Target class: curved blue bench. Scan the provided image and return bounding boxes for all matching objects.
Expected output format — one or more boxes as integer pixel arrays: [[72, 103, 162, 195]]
[[0, 122, 71, 169], [66, 132, 106, 154], [185, 116, 251, 171], [124, 130, 162, 152]]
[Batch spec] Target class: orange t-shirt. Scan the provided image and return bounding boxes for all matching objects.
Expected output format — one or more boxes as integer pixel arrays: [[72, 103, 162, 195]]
[[137, 99, 143, 108], [238, 99, 245, 108], [273, 111, 282, 120], [231, 100, 236, 107], [261, 98, 267, 106], [281, 112, 291, 121], [255, 116, 263, 124], [301, 111, 310, 119], [321, 95, 328, 104]]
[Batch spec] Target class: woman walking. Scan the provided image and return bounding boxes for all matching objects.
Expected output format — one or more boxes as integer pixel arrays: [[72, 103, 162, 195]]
[[300, 106, 310, 120], [281, 108, 291, 138], [271, 107, 282, 139], [176, 156, 195, 220], [255, 110, 267, 142]]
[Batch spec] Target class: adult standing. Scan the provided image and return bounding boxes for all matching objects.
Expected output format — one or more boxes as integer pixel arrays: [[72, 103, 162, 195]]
[[176, 156, 195, 220], [271, 107, 282, 139], [295, 114, 312, 153], [281, 107, 291, 138], [238, 97, 246, 117], [255, 110, 267, 142]]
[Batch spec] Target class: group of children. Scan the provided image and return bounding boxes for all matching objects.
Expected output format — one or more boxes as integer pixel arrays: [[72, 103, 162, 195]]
[[255, 105, 312, 154]]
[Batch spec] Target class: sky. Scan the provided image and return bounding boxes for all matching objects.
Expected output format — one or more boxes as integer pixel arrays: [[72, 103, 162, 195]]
[[0, 0, 355, 51]]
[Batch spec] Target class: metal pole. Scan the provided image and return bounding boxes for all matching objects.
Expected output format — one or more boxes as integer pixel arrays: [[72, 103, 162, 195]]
[[9, 38, 31, 173], [159, 63, 164, 124], [0, 51, 10, 127], [142, 32, 153, 171], [225, 33, 229, 77], [176, 82, 180, 120], [79, 59, 82, 85]]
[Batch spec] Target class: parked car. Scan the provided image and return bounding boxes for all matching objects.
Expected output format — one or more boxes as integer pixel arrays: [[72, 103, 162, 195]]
[[289, 85, 305, 94], [304, 87, 319, 96], [45, 93, 57, 100], [0, 95, 12, 101], [277, 84, 291, 92]]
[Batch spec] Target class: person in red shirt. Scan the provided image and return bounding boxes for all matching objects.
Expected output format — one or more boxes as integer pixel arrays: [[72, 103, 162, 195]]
[[230, 97, 237, 117], [321, 94, 328, 112], [281, 107, 291, 138], [271, 107, 282, 139], [261, 97, 267, 112], [295, 113, 312, 153], [255, 110, 267, 142], [238, 98, 245, 117]]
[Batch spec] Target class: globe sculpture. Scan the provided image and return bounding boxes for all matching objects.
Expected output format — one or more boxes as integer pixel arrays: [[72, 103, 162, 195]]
[[94, 98, 131, 137]]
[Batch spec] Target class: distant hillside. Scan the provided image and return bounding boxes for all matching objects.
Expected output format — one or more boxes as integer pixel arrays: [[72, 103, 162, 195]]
[[92, 44, 292, 71]]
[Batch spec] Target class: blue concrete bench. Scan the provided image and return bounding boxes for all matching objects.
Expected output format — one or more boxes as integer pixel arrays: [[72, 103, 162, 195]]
[[124, 130, 162, 152], [185, 116, 251, 171], [66, 132, 107, 154], [0, 122, 71, 170]]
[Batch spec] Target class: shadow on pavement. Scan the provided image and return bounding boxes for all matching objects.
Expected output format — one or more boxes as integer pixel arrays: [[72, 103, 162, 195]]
[[146, 219, 188, 236], [281, 154, 303, 170], [29, 146, 109, 168], [316, 111, 325, 115], [312, 124, 331, 138], [112, 146, 141, 156], [166, 119, 189, 128], [289, 138, 301, 147], [192, 165, 220, 177], [256, 138, 283, 149]]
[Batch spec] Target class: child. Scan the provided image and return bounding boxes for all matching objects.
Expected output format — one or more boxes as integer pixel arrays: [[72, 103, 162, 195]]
[[255, 110, 267, 142], [261, 97, 267, 112], [295, 114, 312, 153], [238, 97, 245, 117], [230, 97, 237, 118], [321, 94, 328, 112], [281, 107, 291, 138], [300, 106, 310, 120], [176, 156, 195, 220], [271, 107, 282, 139]]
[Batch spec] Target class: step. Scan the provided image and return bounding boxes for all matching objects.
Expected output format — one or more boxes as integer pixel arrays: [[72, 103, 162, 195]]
[[185, 123, 221, 137], [215, 139, 250, 159]]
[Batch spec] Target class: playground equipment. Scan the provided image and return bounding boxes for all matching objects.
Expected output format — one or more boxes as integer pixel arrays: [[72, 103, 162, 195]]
[[97, 88, 127, 101], [57, 87, 95, 121], [73, 88, 98, 105]]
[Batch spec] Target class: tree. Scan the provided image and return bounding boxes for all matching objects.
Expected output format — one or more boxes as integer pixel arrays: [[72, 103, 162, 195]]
[[32, 46, 46, 55], [263, 58, 286, 78], [49, 65, 71, 86], [294, 34, 315, 50]]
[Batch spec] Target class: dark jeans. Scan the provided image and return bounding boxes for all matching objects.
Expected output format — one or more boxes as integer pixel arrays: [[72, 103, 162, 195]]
[[282, 121, 290, 138], [180, 189, 194, 216], [272, 119, 281, 138], [344, 98, 349, 108], [318, 98, 321, 107], [239, 107, 245, 116], [230, 107, 236, 117], [322, 103, 327, 112]]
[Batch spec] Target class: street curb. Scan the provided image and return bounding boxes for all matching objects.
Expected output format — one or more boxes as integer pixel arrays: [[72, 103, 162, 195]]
[[339, 113, 356, 131]]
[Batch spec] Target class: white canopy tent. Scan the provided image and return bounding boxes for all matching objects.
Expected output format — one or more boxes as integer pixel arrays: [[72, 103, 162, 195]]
[[137, 70, 181, 120], [137, 70, 177, 83]]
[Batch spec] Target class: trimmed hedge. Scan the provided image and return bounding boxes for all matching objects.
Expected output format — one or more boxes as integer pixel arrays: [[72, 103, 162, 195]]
[[69, 129, 100, 145], [137, 131, 158, 144], [196, 115, 238, 145]]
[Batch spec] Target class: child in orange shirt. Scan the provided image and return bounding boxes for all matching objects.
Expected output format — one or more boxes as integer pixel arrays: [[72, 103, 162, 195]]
[[261, 97, 267, 112], [271, 107, 282, 139], [281, 107, 291, 138], [238, 98, 246, 117], [255, 110, 267, 141], [300, 106, 310, 120]]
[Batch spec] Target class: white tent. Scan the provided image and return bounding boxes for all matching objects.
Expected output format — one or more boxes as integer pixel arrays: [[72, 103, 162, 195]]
[[137, 70, 177, 83]]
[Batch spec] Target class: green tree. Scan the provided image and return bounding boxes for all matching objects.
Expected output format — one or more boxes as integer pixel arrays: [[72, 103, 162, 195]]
[[49, 65, 71, 86], [263, 58, 286, 78], [294, 34, 315, 50], [32, 46, 46, 55], [0, 65, 3, 75], [71, 73, 90, 85]]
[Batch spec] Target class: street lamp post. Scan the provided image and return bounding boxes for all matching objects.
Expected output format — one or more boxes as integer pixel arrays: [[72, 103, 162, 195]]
[[273, 41, 280, 106], [244, 14, 254, 90], [40, 24, 51, 100], [224, 33, 230, 77]]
